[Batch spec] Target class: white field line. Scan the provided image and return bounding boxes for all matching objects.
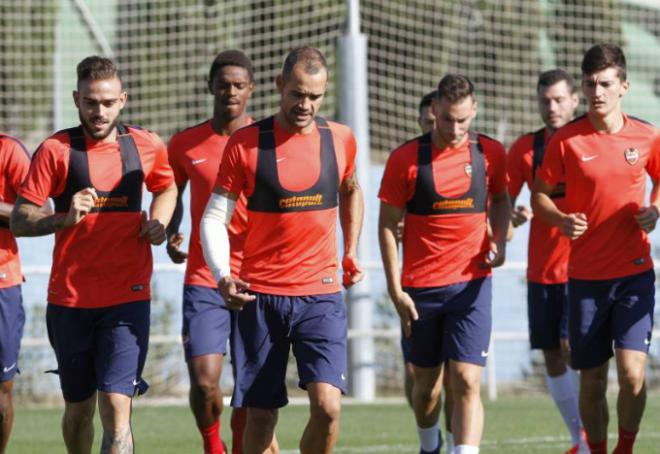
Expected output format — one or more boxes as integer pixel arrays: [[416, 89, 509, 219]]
[[272, 431, 660, 454]]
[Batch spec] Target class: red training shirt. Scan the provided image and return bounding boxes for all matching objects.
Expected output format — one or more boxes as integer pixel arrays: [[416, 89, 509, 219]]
[[216, 118, 357, 296], [0, 135, 30, 288], [379, 133, 508, 288], [19, 126, 174, 308], [168, 119, 250, 285], [508, 130, 570, 284], [538, 114, 659, 280]]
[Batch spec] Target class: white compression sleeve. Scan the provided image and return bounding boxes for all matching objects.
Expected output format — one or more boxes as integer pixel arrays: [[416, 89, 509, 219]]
[[200, 193, 236, 283]]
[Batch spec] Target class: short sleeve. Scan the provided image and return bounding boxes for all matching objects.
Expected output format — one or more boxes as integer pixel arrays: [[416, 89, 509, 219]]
[[645, 133, 660, 182], [216, 134, 248, 195], [19, 140, 66, 206], [378, 146, 412, 209], [167, 134, 189, 188], [485, 140, 508, 195], [342, 130, 357, 180], [2, 138, 31, 193], [144, 135, 175, 193], [507, 138, 527, 199]]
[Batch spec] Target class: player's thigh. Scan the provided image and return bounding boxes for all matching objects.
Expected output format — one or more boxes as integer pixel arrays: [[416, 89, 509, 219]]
[[94, 300, 150, 398], [405, 286, 447, 368], [568, 278, 613, 370], [182, 284, 231, 362], [231, 293, 291, 409], [0, 285, 24, 383], [292, 293, 348, 395], [46, 303, 97, 402], [611, 270, 655, 354], [527, 281, 565, 350], [444, 277, 492, 367]]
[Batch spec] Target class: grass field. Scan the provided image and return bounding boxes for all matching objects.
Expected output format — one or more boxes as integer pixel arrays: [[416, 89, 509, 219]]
[[8, 394, 660, 453]]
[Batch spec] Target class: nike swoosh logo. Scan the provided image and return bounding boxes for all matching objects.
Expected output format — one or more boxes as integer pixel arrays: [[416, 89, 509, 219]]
[[3, 363, 16, 373], [581, 155, 598, 162], [644, 338, 651, 345], [480, 351, 489, 357], [133, 379, 141, 386], [192, 158, 207, 165], [276, 157, 286, 163]]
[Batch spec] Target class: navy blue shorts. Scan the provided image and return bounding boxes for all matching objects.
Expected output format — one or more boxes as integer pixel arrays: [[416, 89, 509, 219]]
[[528, 281, 569, 350], [46, 300, 150, 402], [403, 277, 492, 368], [181, 285, 231, 361], [231, 292, 347, 409], [0, 285, 24, 382], [569, 270, 655, 370]]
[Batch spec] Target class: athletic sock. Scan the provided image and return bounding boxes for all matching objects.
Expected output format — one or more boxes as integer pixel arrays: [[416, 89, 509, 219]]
[[586, 438, 607, 454], [199, 419, 225, 454], [453, 445, 479, 454], [612, 426, 638, 454], [417, 424, 440, 453], [546, 371, 582, 445], [230, 408, 247, 454], [446, 431, 455, 454]]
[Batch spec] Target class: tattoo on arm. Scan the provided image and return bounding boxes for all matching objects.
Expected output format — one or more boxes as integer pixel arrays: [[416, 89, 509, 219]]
[[100, 427, 134, 454], [10, 197, 66, 237]]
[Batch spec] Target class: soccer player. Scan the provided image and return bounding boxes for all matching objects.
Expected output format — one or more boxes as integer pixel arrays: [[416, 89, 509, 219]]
[[532, 44, 658, 454], [379, 74, 510, 454], [166, 50, 278, 454], [418, 91, 437, 135], [11, 56, 177, 454], [201, 45, 363, 454], [508, 69, 586, 454], [0, 134, 30, 454]]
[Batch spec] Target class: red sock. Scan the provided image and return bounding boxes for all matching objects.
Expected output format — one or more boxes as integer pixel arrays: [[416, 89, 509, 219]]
[[199, 419, 225, 454], [613, 427, 638, 454], [231, 408, 247, 454], [586, 438, 607, 454]]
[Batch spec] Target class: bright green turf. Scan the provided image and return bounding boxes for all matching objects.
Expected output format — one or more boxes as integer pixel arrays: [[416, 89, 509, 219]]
[[8, 394, 660, 453]]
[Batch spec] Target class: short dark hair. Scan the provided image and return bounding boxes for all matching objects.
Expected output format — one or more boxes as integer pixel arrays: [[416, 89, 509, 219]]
[[76, 56, 119, 85], [209, 50, 254, 82], [581, 43, 626, 81], [537, 69, 576, 93], [418, 90, 437, 114], [436, 74, 474, 104], [282, 46, 327, 80]]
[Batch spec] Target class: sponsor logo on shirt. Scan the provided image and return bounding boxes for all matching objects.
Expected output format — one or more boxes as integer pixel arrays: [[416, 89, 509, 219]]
[[624, 148, 639, 165], [279, 193, 324, 209], [432, 197, 474, 211], [95, 196, 129, 208]]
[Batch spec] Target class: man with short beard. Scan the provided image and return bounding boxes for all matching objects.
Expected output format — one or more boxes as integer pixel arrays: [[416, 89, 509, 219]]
[[508, 69, 587, 454], [201, 46, 364, 454], [166, 50, 278, 454], [11, 56, 177, 454]]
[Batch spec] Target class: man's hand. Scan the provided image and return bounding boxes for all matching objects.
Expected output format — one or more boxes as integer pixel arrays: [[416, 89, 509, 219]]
[[635, 206, 659, 233], [560, 212, 588, 239], [511, 205, 532, 227], [166, 232, 188, 263], [63, 187, 97, 227], [342, 254, 364, 288], [139, 211, 167, 245], [483, 240, 506, 268], [391, 289, 418, 338], [218, 275, 256, 311]]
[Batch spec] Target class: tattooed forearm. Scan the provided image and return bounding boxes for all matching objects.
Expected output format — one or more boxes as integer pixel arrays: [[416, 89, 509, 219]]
[[10, 196, 66, 237], [100, 427, 133, 454]]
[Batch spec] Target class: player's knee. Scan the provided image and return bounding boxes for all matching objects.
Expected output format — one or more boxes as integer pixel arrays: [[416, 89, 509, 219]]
[[618, 367, 645, 395], [413, 381, 441, 403], [0, 383, 12, 413], [309, 396, 341, 426], [247, 408, 278, 434], [63, 402, 95, 428], [580, 372, 607, 398], [451, 368, 481, 396], [192, 375, 220, 399]]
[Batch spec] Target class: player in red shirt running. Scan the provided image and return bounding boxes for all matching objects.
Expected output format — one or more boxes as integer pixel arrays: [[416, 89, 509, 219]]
[[201, 46, 363, 454], [532, 44, 659, 454], [167, 50, 278, 454], [379, 75, 510, 454], [508, 69, 587, 454], [0, 135, 31, 454], [11, 56, 177, 454]]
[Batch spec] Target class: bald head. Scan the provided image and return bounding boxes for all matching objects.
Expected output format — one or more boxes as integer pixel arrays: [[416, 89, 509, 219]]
[[281, 46, 328, 81]]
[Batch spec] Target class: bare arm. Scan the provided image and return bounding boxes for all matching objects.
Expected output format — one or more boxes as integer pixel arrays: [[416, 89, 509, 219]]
[[165, 183, 188, 263], [634, 178, 660, 233], [140, 183, 178, 245], [378, 202, 417, 336], [11, 189, 97, 237], [531, 177, 587, 239], [338, 172, 365, 288], [485, 190, 511, 267]]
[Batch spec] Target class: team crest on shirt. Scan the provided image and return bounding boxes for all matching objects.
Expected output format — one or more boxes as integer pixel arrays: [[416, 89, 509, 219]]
[[464, 164, 472, 177], [624, 148, 639, 165]]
